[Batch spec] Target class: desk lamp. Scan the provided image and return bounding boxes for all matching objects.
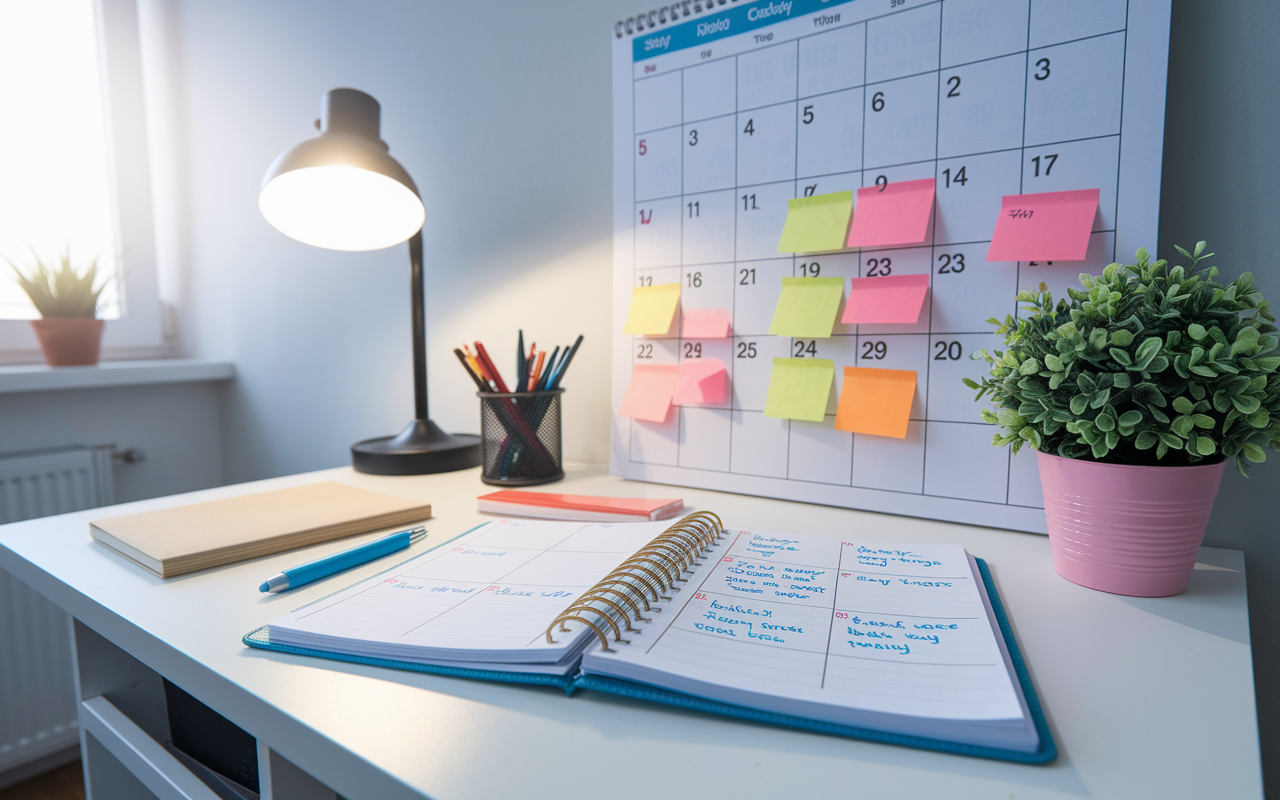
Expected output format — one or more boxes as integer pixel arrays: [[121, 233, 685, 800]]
[[259, 88, 482, 474]]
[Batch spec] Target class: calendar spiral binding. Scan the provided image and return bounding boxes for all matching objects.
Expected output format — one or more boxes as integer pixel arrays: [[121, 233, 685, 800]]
[[616, 0, 740, 38], [545, 511, 725, 651]]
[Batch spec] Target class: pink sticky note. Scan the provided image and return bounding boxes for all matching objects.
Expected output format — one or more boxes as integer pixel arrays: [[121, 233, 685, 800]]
[[682, 308, 731, 338], [674, 359, 727, 405], [987, 189, 1100, 261], [619, 364, 679, 422], [841, 274, 930, 325], [846, 178, 936, 248]]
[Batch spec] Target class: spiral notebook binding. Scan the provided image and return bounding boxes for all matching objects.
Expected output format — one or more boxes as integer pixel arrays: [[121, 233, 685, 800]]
[[616, 0, 738, 38], [546, 512, 724, 651]]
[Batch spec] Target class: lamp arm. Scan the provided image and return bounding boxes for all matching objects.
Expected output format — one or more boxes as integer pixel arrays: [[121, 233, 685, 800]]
[[409, 229, 428, 421]]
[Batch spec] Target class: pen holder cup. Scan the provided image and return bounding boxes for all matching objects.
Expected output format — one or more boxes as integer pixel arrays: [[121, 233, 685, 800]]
[[478, 389, 565, 486]]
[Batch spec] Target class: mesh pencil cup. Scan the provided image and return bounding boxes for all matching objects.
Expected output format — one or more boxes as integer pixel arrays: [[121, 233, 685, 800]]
[[477, 389, 564, 486]]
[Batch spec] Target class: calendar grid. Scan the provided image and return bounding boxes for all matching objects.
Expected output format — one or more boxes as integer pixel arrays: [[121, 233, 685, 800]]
[[617, 0, 1170, 531]]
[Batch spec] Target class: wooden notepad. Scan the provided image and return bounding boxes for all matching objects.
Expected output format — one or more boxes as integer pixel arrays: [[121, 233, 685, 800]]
[[90, 482, 432, 578]]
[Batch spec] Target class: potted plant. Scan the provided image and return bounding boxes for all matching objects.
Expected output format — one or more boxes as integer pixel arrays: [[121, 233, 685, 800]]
[[5, 248, 109, 366], [969, 243, 1280, 597]]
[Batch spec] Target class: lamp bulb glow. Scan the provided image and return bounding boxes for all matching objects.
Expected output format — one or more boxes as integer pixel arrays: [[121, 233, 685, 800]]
[[258, 165, 425, 252]]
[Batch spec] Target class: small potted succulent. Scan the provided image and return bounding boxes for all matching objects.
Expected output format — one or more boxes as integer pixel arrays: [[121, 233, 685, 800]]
[[969, 243, 1280, 597], [5, 248, 109, 366]]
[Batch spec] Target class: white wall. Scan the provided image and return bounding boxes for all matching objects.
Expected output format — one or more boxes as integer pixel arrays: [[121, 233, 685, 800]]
[[152, 0, 627, 482], [0, 382, 225, 504]]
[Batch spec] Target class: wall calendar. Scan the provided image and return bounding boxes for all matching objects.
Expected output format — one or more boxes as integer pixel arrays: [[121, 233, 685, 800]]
[[611, 0, 1171, 532]]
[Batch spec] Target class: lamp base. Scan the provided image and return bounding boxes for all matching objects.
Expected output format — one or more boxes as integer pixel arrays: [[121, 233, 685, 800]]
[[351, 419, 482, 475]]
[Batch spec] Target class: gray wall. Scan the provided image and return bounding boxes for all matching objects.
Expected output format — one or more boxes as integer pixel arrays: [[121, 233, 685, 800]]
[[154, 0, 617, 482], [1157, 0, 1279, 787], [151, 0, 1275, 785]]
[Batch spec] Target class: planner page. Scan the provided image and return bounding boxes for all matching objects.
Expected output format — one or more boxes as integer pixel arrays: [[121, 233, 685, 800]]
[[266, 519, 670, 666], [581, 529, 1036, 750]]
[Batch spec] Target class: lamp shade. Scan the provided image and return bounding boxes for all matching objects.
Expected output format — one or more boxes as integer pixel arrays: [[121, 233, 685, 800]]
[[259, 89, 425, 252]]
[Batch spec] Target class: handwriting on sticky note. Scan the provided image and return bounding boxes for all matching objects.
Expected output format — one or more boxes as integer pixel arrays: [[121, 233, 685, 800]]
[[682, 308, 731, 338], [835, 366, 916, 438], [776, 191, 854, 253], [986, 188, 1099, 262], [623, 283, 681, 335], [764, 358, 834, 422], [846, 178, 936, 249], [768, 277, 844, 338], [619, 364, 679, 422], [841, 274, 929, 325], [674, 358, 727, 405]]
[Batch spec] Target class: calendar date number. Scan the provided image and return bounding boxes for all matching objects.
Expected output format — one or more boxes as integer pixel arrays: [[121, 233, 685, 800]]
[[937, 253, 965, 274], [793, 340, 818, 358], [934, 341, 963, 360], [737, 342, 758, 359]]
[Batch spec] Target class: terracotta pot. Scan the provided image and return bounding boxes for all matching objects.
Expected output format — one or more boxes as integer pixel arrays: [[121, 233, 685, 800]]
[[29, 318, 105, 366], [1036, 451, 1227, 597]]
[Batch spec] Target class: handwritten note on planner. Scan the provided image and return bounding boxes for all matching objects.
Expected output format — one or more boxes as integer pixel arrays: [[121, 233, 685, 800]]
[[674, 358, 727, 405], [682, 308, 731, 338], [768, 277, 844, 338], [846, 178, 936, 249], [987, 189, 1100, 262], [620, 364, 679, 422], [841, 274, 930, 325], [623, 283, 681, 335], [591, 530, 1024, 724], [266, 520, 671, 663], [776, 191, 854, 253], [835, 367, 916, 438], [764, 358, 834, 422]]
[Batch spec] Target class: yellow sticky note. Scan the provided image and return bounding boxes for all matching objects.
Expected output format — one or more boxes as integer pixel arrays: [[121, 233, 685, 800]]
[[768, 277, 844, 338], [624, 283, 681, 335], [835, 367, 917, 438], [777, 191, 854, 253], [764, 358, 834, 422]]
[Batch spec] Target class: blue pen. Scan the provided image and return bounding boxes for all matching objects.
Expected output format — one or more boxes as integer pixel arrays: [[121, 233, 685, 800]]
[[258, 527, 426, 593]]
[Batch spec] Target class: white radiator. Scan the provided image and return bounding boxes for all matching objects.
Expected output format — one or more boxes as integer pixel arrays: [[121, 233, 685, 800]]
[[0, 446, 115, 776]]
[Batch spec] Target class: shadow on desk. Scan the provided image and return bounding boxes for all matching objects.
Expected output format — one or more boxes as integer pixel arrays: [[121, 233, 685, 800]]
[[1117, 551, 1250, 645]]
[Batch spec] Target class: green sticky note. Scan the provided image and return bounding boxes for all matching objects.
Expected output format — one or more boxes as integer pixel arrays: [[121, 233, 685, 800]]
[[764, 358, 835, 422], [777, 191, 854, 253], [769, 277, 845, 338]]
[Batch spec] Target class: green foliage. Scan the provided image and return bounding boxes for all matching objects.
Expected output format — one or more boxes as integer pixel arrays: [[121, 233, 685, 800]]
[[969, 243, 1280, 476], [4, 248, 107, 318]]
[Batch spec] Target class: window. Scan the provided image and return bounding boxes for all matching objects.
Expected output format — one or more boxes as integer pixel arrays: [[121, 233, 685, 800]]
[[0, 0, 164, 361]]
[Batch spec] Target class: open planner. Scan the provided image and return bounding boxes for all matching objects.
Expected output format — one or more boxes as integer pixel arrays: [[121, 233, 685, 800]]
[[245, 513, 1054, 763]]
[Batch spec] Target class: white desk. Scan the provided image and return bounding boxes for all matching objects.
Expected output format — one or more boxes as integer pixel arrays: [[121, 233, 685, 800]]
[[0, 465, 1261, 799]]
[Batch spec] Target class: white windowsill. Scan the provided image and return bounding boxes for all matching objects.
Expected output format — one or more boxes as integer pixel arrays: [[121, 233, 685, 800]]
[[0, 359, 234, 394]]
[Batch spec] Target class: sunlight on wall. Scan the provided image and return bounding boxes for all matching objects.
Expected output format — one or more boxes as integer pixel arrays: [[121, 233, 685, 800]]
[[0, 0, 120, 319]]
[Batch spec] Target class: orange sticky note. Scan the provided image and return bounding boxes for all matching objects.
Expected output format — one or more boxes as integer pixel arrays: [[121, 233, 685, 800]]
[[834, 366, 916, 438], [846, 178, 936, 248], [620, 364, 679, 422], [674, 359, 727, 405], [841, 274, 930, 325], [986, 189, 1099, 261], [682, 308, 731, 338]]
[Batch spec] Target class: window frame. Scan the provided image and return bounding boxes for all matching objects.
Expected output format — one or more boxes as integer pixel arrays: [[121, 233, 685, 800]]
[[0, 0, 166, 364]]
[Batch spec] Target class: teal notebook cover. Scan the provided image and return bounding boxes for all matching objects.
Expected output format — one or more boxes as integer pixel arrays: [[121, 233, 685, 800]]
[[243, 557, 1056, 765]]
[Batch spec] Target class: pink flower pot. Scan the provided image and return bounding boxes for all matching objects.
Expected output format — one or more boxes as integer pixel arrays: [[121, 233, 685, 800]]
[[1035, 451, 1227, 597]]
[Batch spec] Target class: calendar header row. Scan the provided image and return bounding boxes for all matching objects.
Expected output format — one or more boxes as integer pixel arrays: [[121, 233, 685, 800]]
[[633, 0, 861, 62]]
